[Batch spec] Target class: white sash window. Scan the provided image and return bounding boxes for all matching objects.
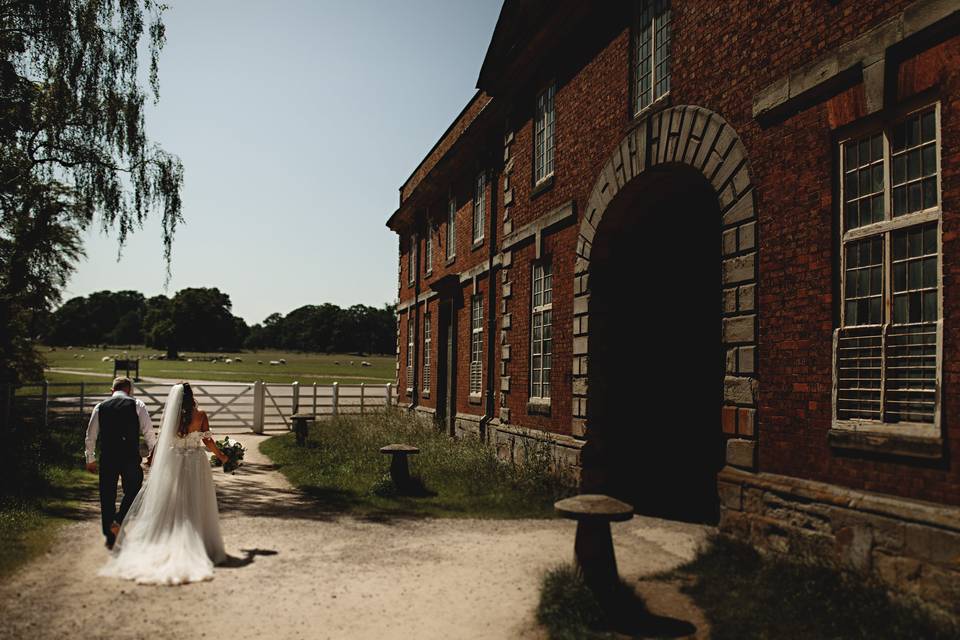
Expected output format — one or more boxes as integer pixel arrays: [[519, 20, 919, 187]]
[[835, 104, 942, 431]]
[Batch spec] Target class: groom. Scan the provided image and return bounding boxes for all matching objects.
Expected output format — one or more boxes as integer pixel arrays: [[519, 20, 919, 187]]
[[84, 377, 157, 549]]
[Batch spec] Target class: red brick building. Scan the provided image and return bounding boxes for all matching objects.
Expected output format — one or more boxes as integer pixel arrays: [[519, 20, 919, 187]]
[[387, 0, 960, 611]]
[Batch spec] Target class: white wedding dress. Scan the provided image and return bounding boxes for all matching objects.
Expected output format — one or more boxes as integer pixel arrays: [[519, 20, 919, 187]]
[[99, 384, 227, 585]]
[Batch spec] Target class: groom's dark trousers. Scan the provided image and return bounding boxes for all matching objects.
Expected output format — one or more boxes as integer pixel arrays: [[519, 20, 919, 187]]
[[96, 394, 144, 540]]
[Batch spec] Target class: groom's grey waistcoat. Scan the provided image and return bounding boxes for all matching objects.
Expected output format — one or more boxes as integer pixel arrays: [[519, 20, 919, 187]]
[[98, 395, 141, 463]]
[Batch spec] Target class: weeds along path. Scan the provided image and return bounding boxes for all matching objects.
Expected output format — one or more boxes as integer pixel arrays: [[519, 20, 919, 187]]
[[0, 434, 711, 640]]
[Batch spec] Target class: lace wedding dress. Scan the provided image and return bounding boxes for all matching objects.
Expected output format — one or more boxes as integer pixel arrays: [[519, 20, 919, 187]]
[[99, 384, 227, 585]]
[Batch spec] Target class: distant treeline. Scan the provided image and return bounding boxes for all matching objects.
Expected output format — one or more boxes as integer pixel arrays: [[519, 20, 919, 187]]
[[44, 289, 396, 357]]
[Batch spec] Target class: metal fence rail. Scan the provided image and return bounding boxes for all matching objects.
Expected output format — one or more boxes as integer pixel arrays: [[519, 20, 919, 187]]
[[7, 380, 398, 433]]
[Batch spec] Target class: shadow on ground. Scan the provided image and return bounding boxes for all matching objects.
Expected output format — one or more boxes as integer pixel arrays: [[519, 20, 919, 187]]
[[214, 460, 433, 525], [599, 580, 697, 639], [219, 548, 279, 569]]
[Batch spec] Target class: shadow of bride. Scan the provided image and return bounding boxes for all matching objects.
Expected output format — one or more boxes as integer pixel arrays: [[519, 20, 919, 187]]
[[218, 548, 279, 569]]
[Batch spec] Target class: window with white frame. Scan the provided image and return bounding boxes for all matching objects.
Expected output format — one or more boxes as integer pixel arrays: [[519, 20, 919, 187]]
[[422, 313, 431, 393], [531, 261, 553, 399], [446, 197, 457, 260], [408, 234, 417, 285], [633, 0, 671, 114], [473, 172, 486, 243], [425, 225, 433, 274], [406, 314, 414, 391], [534, 84, 556, 185], [835, 104, 941, 428], [470, 294, 483, 395]]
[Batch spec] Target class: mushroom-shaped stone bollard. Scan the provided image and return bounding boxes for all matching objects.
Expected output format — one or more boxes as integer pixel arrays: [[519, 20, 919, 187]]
[[290, 413, 314, 446], [379, 444, 420, 489], [555, 494, 634, 596]]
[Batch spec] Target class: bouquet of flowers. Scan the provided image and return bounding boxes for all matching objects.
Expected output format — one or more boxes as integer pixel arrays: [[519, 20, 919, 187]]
[[210, 436, 246, 473]]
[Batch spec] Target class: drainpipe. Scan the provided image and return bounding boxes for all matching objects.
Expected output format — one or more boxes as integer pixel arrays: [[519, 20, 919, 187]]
[[411, 214, 422, 411], [482, 165, 499, 442]]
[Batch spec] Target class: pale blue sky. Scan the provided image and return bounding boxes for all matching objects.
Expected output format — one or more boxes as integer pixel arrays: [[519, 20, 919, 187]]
[[65, 1, 503, 325]]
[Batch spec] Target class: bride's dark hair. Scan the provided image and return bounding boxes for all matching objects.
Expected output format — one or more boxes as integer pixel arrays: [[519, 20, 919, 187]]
[[178, 382, 196, 437]]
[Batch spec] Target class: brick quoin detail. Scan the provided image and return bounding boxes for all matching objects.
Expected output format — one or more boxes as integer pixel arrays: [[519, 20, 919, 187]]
[[572, 105, 759, 466]]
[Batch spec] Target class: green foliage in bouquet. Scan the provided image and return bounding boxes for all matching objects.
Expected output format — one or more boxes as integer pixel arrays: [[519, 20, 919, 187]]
[[210, 437, 246, 473]]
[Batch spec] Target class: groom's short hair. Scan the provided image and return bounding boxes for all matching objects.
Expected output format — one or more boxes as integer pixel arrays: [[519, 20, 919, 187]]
[[112, 377, 132, 392]]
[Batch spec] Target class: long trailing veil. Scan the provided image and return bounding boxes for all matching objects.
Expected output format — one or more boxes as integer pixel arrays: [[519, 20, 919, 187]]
[[99, 383, 226, 585]]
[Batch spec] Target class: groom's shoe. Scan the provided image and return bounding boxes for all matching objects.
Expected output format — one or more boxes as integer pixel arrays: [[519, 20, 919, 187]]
[[105, 535, 115, 550]]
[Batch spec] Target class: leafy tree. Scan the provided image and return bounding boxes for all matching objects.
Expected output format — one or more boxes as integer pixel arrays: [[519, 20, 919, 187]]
[[1, 1, 182, 385], [0, 181, 84, 380], [47, 289, 146, 345], [167, 287, 245, 352]]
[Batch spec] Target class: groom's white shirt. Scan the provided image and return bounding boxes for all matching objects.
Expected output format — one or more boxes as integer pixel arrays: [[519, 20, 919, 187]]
[[84, 390, 157, 464]]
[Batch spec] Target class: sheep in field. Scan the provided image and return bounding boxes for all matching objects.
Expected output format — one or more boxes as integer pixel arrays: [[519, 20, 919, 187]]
[[234, 357, 243, 363], [257, 360, 263, 365], [224, 358, 233, 364], [361, 361, 372, 367], [278, 358, 287, 365], [101, 356, 111, 362], [269, 360, 280, 366]]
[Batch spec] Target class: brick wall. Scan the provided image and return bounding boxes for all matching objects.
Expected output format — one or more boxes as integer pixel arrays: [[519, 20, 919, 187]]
[[392, 0, 960, 508]]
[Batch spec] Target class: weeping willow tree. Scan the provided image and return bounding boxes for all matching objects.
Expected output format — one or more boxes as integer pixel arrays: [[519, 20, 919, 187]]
[[0, 0, 183, 386]]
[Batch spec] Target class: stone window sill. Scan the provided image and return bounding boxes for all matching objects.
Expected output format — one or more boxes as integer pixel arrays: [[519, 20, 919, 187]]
[[527, 398, 551, 416], [445, 256, 456, 267], [472, 238, 485, 251], [531, 174, 554, 200], [629, 92, 672, 127], [468, 393, 482, 406], [420, 391, 430, 400], [828, 422, 942, 459], [405, 387, 413, 397]]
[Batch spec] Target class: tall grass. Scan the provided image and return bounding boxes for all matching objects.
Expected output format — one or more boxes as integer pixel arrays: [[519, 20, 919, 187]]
[[675, 535, 959, 640], [1, 412, 96, 579], [261, 410, 575, 519]]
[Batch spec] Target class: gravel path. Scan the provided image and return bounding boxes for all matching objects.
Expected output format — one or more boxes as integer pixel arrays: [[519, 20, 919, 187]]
[[0, 433, 712, 639]]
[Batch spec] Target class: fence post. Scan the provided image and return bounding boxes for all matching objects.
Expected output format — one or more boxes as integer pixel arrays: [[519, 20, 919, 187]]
[[253, 380, 265, 434], [41, 380, 49, 428], [312, 381, 317, 416], [385, 383, 391, 411], [79, 381, 85, 418], [292, 381, 300, 417], [332, 382, 339, 418], [360, 383, 365, 415]]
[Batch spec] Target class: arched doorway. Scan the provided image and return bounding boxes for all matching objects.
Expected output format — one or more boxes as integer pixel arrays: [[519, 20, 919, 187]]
[[589, 166, 722, 521], [572, 106, 759, 524]]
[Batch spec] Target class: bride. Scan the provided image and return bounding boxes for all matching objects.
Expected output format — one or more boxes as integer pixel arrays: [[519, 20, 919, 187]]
[[100, 382, 230, 585]]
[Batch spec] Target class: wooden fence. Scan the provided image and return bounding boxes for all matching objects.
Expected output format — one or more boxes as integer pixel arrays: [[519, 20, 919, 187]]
[[7, 380, 398, 433]]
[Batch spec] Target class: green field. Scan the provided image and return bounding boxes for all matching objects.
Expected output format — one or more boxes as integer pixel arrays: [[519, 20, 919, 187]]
[[37, 346, 396, 386]]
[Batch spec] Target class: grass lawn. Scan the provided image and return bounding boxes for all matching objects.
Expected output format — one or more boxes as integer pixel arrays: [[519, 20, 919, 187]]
[[0, 467, 96, 580], [1, 414, 98, 582], [261, 410, 575, 519], [37, 345, 395, 386], [535, 535, 959, 640], [16, 370, 115, 397]]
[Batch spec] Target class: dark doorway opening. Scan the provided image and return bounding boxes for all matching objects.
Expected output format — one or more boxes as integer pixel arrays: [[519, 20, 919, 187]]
[[588, 165, 724, 524], [436, 299, 457, 436]]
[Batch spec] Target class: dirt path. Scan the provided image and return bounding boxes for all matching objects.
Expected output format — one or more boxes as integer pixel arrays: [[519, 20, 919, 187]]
[[0, 434, 711, 639]]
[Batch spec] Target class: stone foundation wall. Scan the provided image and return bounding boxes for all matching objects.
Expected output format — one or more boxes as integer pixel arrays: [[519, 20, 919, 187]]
[[486, 419, 583, 483], [718, 467, 960, 616], [454, 413, 483, 439]]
